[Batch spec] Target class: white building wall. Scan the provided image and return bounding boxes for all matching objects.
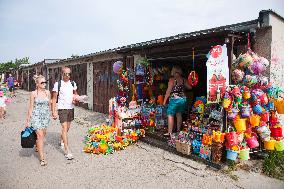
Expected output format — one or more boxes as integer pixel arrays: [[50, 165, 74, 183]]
[[87, 62, 93, 110], [269, 14, 284, 89]]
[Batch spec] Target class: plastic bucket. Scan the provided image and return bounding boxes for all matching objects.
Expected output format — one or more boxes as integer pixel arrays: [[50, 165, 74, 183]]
[[246, 134, 259, 148], [226, 150, 238, 161], [241, 106, 251, 118], [249, 114, 260, 127], [274, 100, 284, 114], [260, 112, 269, 122], [228, 111, 238, 119], [239, 149, 250, 160], [264, 140, 275, 150], [270, 127, 283, 138], [234, 119, 247, 132], [275, 140, 284, 151]]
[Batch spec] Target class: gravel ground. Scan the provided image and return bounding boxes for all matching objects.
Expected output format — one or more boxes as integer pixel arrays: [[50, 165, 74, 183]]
[[0, 90, 283, 189]]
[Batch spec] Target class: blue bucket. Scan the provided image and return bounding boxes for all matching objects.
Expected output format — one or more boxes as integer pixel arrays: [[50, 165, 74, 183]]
[[226, 150, 238, 161]]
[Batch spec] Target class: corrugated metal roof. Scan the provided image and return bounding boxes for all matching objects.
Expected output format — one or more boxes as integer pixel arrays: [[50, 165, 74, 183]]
[[44, 17, 263, 66]]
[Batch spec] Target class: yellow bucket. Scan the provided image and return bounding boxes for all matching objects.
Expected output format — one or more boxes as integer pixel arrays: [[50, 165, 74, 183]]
[[275, 140, 284, 151], [234, 118, 247, 132], [249, 114, 260, 127], [264, 140, 276, 150], [274, 100, 284, 114]]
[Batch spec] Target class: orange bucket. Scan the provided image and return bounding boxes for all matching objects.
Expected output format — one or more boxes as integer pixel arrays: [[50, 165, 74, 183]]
[[233, 118, 247, 132], [264, 140, 275, 150], [274, 100, 284, 114], [249, 114, 260, 127]]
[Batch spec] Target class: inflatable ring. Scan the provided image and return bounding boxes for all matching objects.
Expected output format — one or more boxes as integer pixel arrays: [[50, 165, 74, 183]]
[[188, 71, 199, 87]]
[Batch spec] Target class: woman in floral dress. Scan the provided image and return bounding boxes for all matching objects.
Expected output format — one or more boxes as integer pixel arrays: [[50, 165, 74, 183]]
[[25, 75, 51, 166]]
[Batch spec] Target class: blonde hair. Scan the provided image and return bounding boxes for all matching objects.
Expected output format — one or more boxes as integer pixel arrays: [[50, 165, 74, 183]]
[[33, 75, 45, 84], [171, 66, 183, 76]]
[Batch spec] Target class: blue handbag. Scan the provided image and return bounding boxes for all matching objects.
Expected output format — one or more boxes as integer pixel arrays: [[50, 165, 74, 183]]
[[21, 127, 37, 148]]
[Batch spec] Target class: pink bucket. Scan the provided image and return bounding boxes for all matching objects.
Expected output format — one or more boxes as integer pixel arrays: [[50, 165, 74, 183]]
[[246, 134, 259, 148]]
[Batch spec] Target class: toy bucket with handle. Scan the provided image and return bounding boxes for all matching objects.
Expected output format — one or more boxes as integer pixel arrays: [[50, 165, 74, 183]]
[[274, 140, 284, 151], [226, 150, 238, 161], [274, 100, 284, 114], [249, 114, 260, 127], [246, 134, 259, 149], [270, 126, 283, 138], [264, 140, 275, 150], [241, 106, 251, 118], [233, 118, 247, 132], [239, 148, 250, 160], [225, 132, 238, 149], [260, 112, 269, 122]]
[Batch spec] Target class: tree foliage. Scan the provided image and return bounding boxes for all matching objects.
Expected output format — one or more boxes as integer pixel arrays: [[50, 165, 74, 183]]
[[0, 57, 30, 73]]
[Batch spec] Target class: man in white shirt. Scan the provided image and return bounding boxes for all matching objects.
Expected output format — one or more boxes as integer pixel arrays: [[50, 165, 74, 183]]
[[52, 67, 78, 160]]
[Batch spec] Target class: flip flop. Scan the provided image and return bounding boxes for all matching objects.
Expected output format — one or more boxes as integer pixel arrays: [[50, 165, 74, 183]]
[[40, 159, 47, 166]]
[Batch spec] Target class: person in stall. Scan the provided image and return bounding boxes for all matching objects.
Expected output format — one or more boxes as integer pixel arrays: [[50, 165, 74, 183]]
[[163, 65, 192, 136]]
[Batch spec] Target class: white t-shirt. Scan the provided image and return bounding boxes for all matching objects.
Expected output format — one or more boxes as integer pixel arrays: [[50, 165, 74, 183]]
[[52, 80, 77, 109], [0, 96, 7, 107]]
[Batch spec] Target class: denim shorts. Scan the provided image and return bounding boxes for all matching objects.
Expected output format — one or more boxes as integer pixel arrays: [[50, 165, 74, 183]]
[[167, 97, 187, 116]]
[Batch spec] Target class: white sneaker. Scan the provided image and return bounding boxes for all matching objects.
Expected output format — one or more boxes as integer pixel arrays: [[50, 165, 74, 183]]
[[65, 153, 74, 160], [59, 141, 64, 149]]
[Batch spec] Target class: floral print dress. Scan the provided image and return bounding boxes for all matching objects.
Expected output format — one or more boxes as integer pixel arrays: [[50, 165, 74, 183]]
[[29, 97, 50, 130]]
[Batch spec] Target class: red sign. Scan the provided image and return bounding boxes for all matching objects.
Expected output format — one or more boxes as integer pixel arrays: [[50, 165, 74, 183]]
[[210, 45, 222, 58]]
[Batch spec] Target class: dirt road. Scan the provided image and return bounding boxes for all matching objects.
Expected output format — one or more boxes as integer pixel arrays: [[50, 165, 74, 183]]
[[0, 90, 283, 189]]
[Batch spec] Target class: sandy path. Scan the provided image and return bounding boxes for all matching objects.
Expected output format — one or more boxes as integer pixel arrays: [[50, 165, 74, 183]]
[[0, 90, 283, 189]]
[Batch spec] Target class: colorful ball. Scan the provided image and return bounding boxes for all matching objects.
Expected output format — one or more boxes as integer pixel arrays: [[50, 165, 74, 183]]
[[113, 61, 123, 74]]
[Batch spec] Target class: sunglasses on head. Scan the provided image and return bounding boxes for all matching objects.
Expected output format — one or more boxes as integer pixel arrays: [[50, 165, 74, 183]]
[[40, 81, 47, 84], [63, 73, 71, 76]]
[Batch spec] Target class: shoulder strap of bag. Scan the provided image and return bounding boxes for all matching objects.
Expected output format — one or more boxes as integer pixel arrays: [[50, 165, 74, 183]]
[[56, 80, 61, 103]]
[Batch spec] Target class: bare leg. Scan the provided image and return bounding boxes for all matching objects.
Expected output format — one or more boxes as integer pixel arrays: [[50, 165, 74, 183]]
[[0, 107, 3, 119], [167, 115, 174, 134], [176, 113, 182, 132], [36, 130, 45, 161], [61, 122, 70, 154]]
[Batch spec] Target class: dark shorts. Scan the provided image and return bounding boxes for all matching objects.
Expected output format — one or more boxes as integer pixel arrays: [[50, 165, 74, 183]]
[[58, 109, 74, 123], [9, 86, 14, 92]]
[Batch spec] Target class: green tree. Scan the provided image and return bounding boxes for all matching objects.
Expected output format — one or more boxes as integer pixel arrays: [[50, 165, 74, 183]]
[[0, 57, 29, 73]]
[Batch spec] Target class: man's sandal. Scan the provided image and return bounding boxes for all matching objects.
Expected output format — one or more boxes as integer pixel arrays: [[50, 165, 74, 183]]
[[40, 159, 47, 166]]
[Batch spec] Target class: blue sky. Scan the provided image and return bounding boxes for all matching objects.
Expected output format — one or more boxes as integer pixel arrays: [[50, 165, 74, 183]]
[[0, 0, 283, 63]]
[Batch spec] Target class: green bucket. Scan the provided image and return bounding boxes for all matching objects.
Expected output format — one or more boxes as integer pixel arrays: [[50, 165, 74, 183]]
[[275, 140, 284, 151], [238, 149, 250, 160]]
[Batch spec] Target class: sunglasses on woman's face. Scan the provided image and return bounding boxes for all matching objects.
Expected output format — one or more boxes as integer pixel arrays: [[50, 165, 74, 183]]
[[40, 81, 47, 84], [63, 73, 71, 77]]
